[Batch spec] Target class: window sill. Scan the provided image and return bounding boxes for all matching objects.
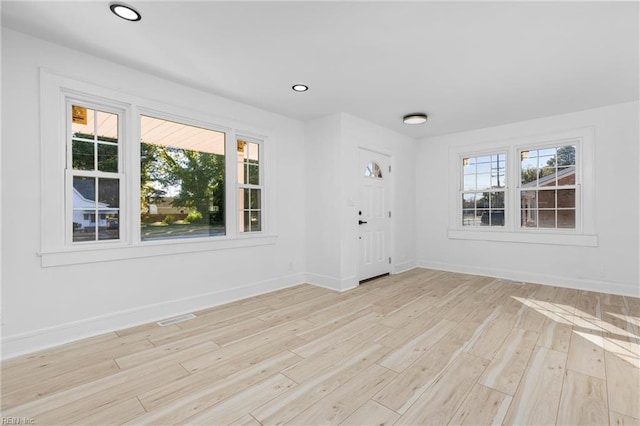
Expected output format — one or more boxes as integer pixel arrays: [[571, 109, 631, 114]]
[[447, 229, 598, 247], [39, 235, 278, 267]]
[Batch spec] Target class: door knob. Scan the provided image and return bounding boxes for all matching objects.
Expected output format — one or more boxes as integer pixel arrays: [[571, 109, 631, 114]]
[[358, 220, 368, 225]]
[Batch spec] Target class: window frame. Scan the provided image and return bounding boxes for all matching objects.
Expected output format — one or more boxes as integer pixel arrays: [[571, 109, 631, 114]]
[[448, 128, 597, 247], [65, 99, 126, 246], [136, 108, 232, 244], [40, 71, 277, 267], [236, 136, 265, 234], [516, 141, 580, 232], [459, 150, 508, 228]]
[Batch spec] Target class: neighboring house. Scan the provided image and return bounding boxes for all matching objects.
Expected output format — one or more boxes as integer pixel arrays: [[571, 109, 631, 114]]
[[72, 187, 109, 230], [148, 197, 192, 215], [521, 166, 576, 227]]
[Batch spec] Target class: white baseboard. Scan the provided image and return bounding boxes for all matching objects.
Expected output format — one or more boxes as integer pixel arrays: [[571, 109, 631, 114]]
[[1, 273, 307, 360], [416, 260, 639, 297], [394, 260, 417, 275], [305, 273, 358, 292]]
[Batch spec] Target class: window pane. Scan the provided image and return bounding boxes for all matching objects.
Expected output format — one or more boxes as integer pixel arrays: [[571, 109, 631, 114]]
[[481, 210, 504, 226], [490, 192, 505, 209], [476, 161, 491, 173], [99, 211, 119, 240], [250, 211, 261, 232], [555, 145, 576, 166], [519, 143, 577, 230], [96, 110, 118, 143], [476, 173, 491, 190], [73, 176, 95, 208], [97, 143, 118, 172], [537, 190, 556, 209], [477, 209, 489, 225], [557, 189, 575, 208], [462, 209, 476, 226], [462, 152, 506, 228], [71, 177, 120, 242], [538, 210, 556, 228], [140, 116, 226, 241], [476, 193, 490, 209], [539, 147, 555, 158], [98, 178, 120, 208], [73, 215, 94, 242], [463, 175, 476, 191], [247, 164, 260, 185], [558, 210, 576, 228], [521, 167, 538, 185], [238, 188, 262, 233], [73, 176, 96, 241], [239, 140, 262, 184], [462, 193, 475, 209], [539, 167, 556, 185], [521, 209, 537, 227], [244, 211, 252, 231], [463, 158, 475, 175], [72, 140, 95, 170], [491, 160, 506, 188], [557, 166, 575, 185], [521, 190, 537, 210], [250, 188, 261, 209], [71, 105, 94, 139]]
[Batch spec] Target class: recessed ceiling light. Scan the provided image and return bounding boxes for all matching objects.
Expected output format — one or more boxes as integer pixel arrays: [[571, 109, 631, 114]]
[[110, 3, 141, 21], [292, 84, 309, 92], [403, 113, 428, 125]]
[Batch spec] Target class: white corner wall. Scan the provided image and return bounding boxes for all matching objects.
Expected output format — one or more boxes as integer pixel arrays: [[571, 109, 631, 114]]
[[1, 29, 307, 359], [416, 102, 640, 297], [305, 113, 416, 291]]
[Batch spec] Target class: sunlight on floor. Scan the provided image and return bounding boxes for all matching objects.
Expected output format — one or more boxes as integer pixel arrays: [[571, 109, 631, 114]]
[[513, 296, 639, 367]]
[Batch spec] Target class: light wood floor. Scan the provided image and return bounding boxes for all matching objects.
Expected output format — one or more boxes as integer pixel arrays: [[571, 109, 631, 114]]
[[2, 269, 639, 425]]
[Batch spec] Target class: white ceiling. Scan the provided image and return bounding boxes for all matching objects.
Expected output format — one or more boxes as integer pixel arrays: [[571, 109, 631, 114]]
[[2, 1, 638, 138]]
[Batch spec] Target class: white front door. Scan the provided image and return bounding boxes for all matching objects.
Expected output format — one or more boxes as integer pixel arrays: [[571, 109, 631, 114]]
[[358, 149, 391, 282]]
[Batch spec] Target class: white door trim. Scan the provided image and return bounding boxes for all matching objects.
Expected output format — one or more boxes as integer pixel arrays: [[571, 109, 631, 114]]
[[357, 147, 393, 282]]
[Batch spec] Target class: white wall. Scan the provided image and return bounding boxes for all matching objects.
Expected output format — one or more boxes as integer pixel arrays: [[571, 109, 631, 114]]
[[416, 101, 639, 296], [1, 29, 307, 358], [304, 114, 343, 287], [305, 113, 416, 291]]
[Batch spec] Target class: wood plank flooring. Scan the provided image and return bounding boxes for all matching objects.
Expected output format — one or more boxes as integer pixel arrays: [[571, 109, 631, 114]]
[[2, 269, 639, 425]]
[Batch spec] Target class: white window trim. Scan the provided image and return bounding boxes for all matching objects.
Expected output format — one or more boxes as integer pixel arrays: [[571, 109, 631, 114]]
[[459, 149, 508, 228], [65, 99, 126, 246], [447, 127, 597, 247], [39, 70, 277, 267], [236, 135, 266, 234]]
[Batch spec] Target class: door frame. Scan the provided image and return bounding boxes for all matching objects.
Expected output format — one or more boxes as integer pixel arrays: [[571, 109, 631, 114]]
[[356, 146, 394, 283]]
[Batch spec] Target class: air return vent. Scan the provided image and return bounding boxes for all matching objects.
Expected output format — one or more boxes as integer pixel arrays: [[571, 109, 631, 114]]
[[157, 313, 196, 326]]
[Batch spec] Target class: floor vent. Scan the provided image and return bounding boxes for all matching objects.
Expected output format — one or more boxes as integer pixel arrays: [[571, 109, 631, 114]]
[[359, 273, 390, 284], [157, 313, 196, 327]]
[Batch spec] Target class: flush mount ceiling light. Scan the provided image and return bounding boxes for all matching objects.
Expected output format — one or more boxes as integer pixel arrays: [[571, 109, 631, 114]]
[[109, 3, 141, 21], [403, 113, 428, 125], [292, 84, 309, 92]]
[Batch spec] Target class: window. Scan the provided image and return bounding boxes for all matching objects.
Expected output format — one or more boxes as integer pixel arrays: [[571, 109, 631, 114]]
[[140, 115, 226, 241], [237, 139, 262, 233], [448, 128, 596, 247], [68, 104, 122, 243], [461, 153, 506, 227], [520, 144, 576, 229], [41, 72, 276, 266], [364, 161, 383, 178]]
